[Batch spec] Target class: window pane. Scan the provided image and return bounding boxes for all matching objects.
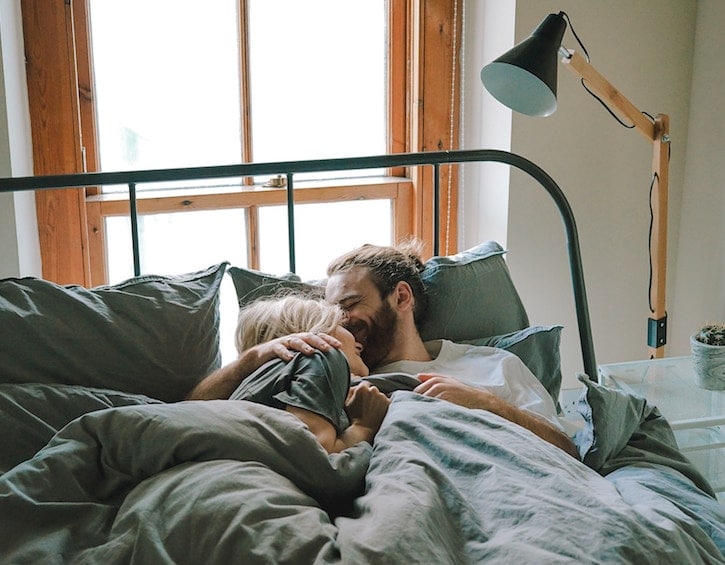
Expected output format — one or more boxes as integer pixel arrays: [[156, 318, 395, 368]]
[[105, 209, 247, 282], [258, 200, 392, 280], [89, 0, 241, 172], [90, 0, 394, 316], [248, 0, 386, 172]]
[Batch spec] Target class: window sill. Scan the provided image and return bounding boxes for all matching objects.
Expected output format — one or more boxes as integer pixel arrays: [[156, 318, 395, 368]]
[[86, 176, 412, 215]]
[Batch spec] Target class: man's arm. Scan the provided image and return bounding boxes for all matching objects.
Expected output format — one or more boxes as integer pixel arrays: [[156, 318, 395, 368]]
[[186, 332, 341, 400], [414, 374, 578, 458]]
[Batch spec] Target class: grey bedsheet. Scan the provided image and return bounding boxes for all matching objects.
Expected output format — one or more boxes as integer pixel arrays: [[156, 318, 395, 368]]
[[0, 387, 723, 563]]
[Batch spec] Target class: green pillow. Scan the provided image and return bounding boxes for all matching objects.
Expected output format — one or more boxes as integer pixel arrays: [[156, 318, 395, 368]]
[[419, 241, 529, 341], [0, 263, 227, 402], [229, 241, 529, 342], [227, 268, 324, 306]]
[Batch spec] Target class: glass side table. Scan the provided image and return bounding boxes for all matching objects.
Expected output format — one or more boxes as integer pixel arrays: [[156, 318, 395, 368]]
[[596, 356, 724, 503]]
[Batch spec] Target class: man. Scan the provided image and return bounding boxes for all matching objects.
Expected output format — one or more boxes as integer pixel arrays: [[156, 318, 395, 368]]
[[324, 241, 578, 458]]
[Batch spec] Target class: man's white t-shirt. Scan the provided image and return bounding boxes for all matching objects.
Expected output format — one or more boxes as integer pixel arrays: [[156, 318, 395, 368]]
[[373, 339, 564, 431]]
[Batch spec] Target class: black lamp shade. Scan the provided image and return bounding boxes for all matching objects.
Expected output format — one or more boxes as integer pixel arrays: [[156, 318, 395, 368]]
[[480, 13, 567, 117]]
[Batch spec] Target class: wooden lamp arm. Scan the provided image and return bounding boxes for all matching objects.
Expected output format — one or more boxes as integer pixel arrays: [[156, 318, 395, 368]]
[[561, 49, 670, 358], [561, 50, 657, 141], [649, 114, 670, 357]]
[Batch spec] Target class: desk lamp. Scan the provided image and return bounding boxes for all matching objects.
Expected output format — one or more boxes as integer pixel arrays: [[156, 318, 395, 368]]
[[480, 11, 670, 358]]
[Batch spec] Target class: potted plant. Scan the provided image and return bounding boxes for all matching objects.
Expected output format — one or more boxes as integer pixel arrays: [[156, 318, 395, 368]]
[[690, 323, 725, 390]]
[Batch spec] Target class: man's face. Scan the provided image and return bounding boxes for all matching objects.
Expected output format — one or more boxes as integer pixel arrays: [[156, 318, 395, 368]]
[[325, 268, 398, 369]]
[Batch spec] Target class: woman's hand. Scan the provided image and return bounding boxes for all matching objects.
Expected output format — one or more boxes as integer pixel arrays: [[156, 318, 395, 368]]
[[298, 382, 390, 454], [345, 381, 390, 434]]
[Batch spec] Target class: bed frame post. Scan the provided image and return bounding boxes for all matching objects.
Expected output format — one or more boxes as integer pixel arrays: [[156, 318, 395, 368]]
[[432, 164, 441, 256], [285, 173, 296, 273], [128, 182, 141, 277]]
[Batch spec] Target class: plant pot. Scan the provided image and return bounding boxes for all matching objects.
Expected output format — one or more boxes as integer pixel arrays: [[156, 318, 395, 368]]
[[690, 334, 725, 390]]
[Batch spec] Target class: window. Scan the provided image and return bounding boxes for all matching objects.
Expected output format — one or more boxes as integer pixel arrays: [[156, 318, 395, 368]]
[[89, 0, 391, 282], [21, 0, 462, 286]]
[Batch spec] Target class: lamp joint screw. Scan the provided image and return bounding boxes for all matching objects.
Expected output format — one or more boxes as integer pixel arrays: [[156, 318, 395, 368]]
[[661, 134, 671, 144]]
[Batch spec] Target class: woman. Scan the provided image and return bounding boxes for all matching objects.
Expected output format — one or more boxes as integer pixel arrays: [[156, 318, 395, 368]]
[[228, 293, 390, 454]]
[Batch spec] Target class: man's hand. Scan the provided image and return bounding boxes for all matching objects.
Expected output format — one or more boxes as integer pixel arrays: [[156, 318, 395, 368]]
[[414, 373, 496, 409], [186, 332, 340, 401], [257, 332, 341, 364]]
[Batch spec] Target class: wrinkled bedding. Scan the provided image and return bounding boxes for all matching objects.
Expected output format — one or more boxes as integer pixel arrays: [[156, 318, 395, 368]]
[[0, 384, 723, 564]]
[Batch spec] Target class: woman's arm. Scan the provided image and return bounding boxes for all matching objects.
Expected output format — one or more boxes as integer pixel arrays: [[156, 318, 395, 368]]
[[186, 332, 341, 400], [414, 374, 578, 458], [286, 383, 390, 454]]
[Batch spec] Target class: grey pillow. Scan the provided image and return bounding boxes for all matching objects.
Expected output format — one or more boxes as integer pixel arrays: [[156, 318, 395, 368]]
[[465, 325, 563, 405], [572, 376, 715, 497], [0, 263, 227, 402], [228, 241, 529, 342], [419, 241, 529, 341], [227, 268, 324, 306]]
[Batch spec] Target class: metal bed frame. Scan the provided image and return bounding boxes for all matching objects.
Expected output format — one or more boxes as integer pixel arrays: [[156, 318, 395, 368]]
[[0, 149, 597, 378]]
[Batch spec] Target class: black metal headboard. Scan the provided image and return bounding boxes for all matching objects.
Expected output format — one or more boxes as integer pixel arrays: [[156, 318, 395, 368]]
[[0, 149, 596, 378]]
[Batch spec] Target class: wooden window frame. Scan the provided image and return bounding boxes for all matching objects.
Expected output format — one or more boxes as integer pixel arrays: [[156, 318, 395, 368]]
[[21, 0, 462, 286]]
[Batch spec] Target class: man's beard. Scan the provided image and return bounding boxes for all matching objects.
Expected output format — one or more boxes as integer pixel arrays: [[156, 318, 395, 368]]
[[358, 300, 398, 370]]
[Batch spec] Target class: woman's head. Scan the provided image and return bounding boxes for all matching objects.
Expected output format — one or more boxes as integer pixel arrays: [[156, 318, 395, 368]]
[[235, 293, 369, 376]]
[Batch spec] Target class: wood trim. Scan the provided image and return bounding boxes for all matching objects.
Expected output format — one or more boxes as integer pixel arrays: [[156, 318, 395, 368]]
[[246, 206, 260, 270], [392, 179, 414, 242], [238, 0, 259, 268], [86, 180, 411, 273], [86, 180, 410, 216], [388, 0, 408, 176], [73, 0, 97, 175], [22, 0, 90, 285], [238, 0, 253, 165], [407, 0, 462, 257], [86, 198, 107, 285], [649, 114, 669, 358], [73, 0, 106, 284]]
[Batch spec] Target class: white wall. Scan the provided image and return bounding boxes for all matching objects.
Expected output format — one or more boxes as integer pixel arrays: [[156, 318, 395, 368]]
[[460, 0, 515, 248], [462, 0, 710, 388], [0, 0, 39, 279], [672, 0, 725, 348]]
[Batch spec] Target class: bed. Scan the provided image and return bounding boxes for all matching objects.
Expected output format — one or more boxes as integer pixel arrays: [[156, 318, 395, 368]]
[[0, 150, 723, 563]]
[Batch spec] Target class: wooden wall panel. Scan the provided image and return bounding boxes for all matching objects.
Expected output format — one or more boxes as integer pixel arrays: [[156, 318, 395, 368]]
[[407, 0, 461, 256], [22, 0, 89, 285]]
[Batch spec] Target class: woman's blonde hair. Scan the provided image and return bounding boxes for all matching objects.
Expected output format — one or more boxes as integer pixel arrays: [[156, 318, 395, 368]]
[[235, 293, 345, 354]]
